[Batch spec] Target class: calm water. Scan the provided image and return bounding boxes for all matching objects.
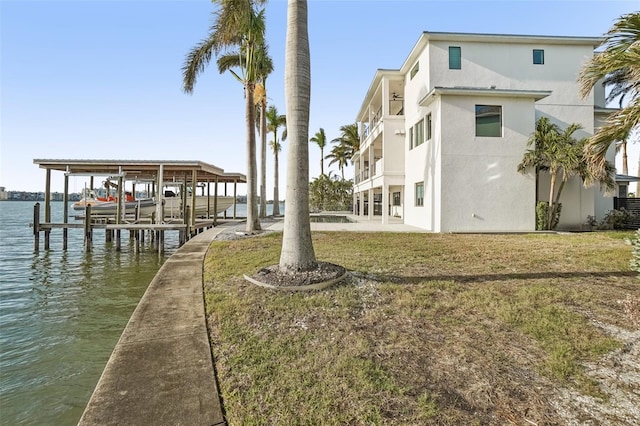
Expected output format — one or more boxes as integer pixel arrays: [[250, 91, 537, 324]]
[[0, 201, 181, 425]]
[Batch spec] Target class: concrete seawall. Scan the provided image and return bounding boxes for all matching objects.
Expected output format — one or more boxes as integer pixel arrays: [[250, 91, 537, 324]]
[[78, 226, 229, 426]]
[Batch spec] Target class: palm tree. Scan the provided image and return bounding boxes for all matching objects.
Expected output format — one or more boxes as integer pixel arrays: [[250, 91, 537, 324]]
[[333, 123, 360, 162], [518, 117, 614, 229], [578, 12, 640, 184], [251, 45, 274, 218], [327, 123, 359, 180], [279, 0, 316, 272], [182, 0, 267, 233], [310, 128, 327, 176], [266, 105, 286, 216], [325, 142, 349, 179]]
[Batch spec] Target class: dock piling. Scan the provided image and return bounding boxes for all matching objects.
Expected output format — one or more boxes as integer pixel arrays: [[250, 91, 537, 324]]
[[84, 205, 92, 253], [33, 203, 40, 252]]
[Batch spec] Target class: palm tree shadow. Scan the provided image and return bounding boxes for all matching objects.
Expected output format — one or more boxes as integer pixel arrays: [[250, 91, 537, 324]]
[[352, 270, 637, 285]]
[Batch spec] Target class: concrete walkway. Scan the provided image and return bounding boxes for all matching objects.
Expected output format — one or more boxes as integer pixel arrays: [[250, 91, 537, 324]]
[[78, 224, 233, 426]]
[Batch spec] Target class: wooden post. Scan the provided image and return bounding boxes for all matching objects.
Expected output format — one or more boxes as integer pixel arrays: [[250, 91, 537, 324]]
[[134, 228, 140, 253], [224, 182, 228, 219], [185, 205, 191, 238], [233, 179, 237, 219], [207, 180, 211, 218], [213, 176, 218, 227], [116, 175, 123, 224], [33, 203, 40, 252], [191, 169, 197, 232], [84, 205, 92, 252], [44, 168, 51, 250], [63, 174, 69, 250], [116, 229, 121, 251], [181, 176, 187, 221], [156, 164, 164, 224]]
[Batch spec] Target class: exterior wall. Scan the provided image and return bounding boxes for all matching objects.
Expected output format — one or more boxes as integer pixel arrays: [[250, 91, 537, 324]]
[[382, 118, 406, 175], [427, 40, 595, 108], [404, 97, 442, 231], [439, 95, 536, 232]]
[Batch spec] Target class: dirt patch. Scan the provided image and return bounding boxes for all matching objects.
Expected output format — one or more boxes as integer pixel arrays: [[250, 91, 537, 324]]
[[550, 318, 640, 425], [249, 261, 346, 288]]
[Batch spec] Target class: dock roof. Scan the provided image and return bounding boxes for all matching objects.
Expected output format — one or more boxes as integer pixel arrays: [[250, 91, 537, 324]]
[[33, 159, 246, 184]]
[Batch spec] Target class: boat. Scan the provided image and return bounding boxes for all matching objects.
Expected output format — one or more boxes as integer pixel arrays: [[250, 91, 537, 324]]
[[162, 190, 235, 219], [72, 190, 156, 218]]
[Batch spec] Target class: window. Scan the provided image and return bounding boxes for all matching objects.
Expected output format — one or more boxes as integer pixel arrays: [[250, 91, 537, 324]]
[[426, 113, 432, 141], [392, 192, 401, 206], [533, 49, 544, 65], [475, 105, 502, 137], [414, 119, 424, 148], [415, 182, 424, 207], [409, 126, 414, 149], [619, 184, 628, 198], [449, 46, 461, 69], [410, 61, 419, 79]]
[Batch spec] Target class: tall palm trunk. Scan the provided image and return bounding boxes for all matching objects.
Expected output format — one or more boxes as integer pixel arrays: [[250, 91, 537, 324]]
[[246, 81, 261, 232], [548, 169, 558, 230], [280, 0, 316, 271], [273, 146, 280, 216], [260, 85, 268, 217]]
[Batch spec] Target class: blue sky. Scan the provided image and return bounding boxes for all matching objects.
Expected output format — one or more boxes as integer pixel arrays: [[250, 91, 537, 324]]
[[1, 0, 638, 194]]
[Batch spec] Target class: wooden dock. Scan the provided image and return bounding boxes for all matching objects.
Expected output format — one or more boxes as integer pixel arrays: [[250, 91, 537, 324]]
[[30, 159, 247, 253]]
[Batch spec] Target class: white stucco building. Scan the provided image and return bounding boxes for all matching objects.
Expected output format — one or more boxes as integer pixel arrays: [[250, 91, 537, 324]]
[[352, 31, 616, 232]]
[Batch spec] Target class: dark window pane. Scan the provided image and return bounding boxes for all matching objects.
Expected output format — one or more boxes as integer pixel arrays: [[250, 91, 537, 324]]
[[533, 49, 544, 65], [449, 46, 461, 69]]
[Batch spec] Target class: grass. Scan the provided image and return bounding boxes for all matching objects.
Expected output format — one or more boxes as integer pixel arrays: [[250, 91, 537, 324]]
[[203, 231, 638, 425]]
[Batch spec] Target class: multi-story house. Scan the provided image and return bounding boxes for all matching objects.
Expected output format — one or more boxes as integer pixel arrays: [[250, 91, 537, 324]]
[[353, 31, 616, 232]]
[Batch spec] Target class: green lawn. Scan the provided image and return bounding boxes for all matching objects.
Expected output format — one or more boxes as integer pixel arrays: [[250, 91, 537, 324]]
[[203, 231, 638, 425]]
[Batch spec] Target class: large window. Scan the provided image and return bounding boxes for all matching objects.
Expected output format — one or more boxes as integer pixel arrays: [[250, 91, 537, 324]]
[[475, 105, 502, 137], [415, 182, 424, 207], [410, 61, 419, 79], [533, 49, 544, 65], [426, 113, 432, 141], [449, 46, 461, 69]]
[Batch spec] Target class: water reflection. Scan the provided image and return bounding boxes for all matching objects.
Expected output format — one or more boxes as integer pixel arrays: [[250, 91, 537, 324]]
[[1, 202, 175, 425]]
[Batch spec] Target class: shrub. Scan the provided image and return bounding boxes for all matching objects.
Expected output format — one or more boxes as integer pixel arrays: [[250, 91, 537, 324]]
[[309, 175, 353, 212], [597, 208, 636, 230], [536, 201, 561, 230]]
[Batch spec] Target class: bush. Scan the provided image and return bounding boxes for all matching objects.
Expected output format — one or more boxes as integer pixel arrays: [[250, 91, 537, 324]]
[[597, 208, 636, 230], [309, 175, 353, 212], [536, 201, 561, 230]]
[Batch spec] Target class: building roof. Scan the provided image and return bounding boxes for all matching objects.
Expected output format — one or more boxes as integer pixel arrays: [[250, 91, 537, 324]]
[[616, 174, 640, 183], [33, 159, 246, 184]]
